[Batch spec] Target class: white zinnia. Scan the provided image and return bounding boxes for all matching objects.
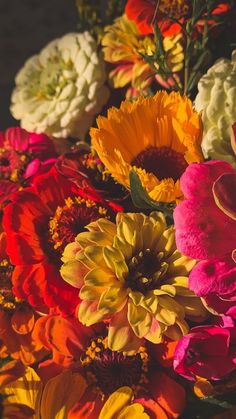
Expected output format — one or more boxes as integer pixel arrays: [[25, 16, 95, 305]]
[[195, 50, 236, 167], [11, 32, 109, 139]]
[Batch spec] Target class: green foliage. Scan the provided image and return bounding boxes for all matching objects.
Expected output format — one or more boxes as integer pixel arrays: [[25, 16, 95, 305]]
[[75, 0, 126, 39], [129, 169, 175, 219]]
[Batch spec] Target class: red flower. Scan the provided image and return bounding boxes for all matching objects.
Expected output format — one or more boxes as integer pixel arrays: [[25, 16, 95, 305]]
[[3, 167, 119, 315], [125, 0, 231, 37], [34, 313, 186, 419]]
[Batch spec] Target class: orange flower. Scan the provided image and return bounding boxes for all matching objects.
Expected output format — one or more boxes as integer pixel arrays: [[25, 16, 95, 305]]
[[91, 91, 203, 203]]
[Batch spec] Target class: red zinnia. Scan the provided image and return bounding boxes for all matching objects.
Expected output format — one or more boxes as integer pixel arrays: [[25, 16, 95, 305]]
[[125, 0, 231, 37], [3, 167, 119, 315]]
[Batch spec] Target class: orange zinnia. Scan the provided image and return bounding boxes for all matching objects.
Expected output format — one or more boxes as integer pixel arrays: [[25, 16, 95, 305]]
[[91, 91, 203, 203]]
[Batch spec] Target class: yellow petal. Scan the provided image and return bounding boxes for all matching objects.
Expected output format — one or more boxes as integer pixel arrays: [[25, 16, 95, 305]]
[[41, 370, 87, 419], [1, 367, 42, 418], [98, 286, 128, 314], [127, 302, 152, 338], [98, 386, 133, 419], [118, 403, 149, 419], [79, 300, 107, 326], [108, 307, 141, 352]]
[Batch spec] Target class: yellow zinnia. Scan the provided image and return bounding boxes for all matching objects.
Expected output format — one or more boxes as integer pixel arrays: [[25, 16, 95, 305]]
[[61, 212, 207, 352], [91, 91, 203, 203]]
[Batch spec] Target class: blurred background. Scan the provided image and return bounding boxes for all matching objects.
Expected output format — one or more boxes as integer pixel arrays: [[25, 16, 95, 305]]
[[0, 0, 78, 129]]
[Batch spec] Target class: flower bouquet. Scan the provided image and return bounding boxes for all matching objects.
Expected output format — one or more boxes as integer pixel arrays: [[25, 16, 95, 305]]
[[1, 1, 236, 418]]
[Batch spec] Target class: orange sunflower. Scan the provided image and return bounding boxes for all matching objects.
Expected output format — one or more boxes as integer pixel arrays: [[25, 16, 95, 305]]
[[91, 91, 203, 203]]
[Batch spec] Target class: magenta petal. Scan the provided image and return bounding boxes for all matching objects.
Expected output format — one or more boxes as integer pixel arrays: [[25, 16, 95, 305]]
[[28, 132, 56, 157], [174, 199, 236, 259], [213, 172, 236, 221], [23, 159, 41, 178], [5, 127, 29, 152], [180, 161, 234, 200], [174, 326, 236, 381], [189, 257, 236, 296]]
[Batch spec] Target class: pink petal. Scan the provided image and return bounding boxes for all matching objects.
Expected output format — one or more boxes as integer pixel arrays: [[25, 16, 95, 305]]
[[213, 172, 236, 221], [23, 158, 41, 178]]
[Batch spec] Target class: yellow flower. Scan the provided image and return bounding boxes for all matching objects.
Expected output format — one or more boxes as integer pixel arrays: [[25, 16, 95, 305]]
[[61, 212, 207, 352], [102, 15, 154, 92], [1, 365, 87, 419], [91, 91, 203, 203], [98, 387, 149, 419], [102, 15, 184, 95]]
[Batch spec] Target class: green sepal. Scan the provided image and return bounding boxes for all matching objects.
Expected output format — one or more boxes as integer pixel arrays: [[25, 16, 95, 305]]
[[129, 170, 175, 218]]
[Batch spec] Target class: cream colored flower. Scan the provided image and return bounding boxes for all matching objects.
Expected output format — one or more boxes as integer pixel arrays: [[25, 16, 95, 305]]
[[195, 50, 236, 167], [11, 32, 109, 139]]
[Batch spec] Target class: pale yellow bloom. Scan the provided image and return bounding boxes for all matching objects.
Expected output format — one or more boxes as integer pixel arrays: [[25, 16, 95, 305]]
[[195, 50, 236, 167], [61, 212, 207, 352]]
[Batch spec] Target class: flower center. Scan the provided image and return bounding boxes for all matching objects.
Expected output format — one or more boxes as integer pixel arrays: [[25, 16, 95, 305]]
[[49, 196, 109, 252], [37, 57, 76, 99], [0, 257, 18, 310], [126, 249, 168, 294], [132, 146, 188, 181], [0, 147, 31, 182], [81, 337, 149, 397], [158, 0, 190, 19]]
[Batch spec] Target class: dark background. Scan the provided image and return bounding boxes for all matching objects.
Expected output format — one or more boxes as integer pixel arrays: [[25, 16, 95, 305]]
[[0, 1, 235, 130], [0, 0, 78, 129]]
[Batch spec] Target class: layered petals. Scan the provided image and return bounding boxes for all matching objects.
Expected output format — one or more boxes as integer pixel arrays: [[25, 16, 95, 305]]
[[91, 91, 203, 203], [61, 212, 206, 352]]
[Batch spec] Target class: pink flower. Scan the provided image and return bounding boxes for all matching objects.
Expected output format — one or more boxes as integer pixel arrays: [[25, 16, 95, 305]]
[[174, 160, 236, 260], [173, 325, 236, 381], [174, 160, 236, 315], [0, 127, 57, 207]]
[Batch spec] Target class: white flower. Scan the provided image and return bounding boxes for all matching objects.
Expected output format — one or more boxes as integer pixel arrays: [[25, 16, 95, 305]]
[[11, 32, 109, 139], [195, 50, 236, 167]]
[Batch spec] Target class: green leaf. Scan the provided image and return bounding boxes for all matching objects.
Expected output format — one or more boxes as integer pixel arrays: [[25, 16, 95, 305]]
[[129, 170, 175, 217]]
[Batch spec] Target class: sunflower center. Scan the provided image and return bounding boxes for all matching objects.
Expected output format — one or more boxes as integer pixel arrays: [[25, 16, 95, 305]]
[[132, 146, 188, 181], [0, 257, 17, 310], [158, 0, 190, 19], [81, 337, 148, 396], [126, 249, 168, 294], [0, 147, 31, 182], [49, 196, 109, 253]]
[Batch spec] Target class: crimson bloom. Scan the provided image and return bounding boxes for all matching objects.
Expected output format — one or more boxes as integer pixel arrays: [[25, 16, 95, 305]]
[[0, 127, 56, 208], [174, 160, 236, 315], [174, 325, 236, 381], [3, 166, 119, 314], [33, 313, 186, 419], [125, 0, 231, 37]]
